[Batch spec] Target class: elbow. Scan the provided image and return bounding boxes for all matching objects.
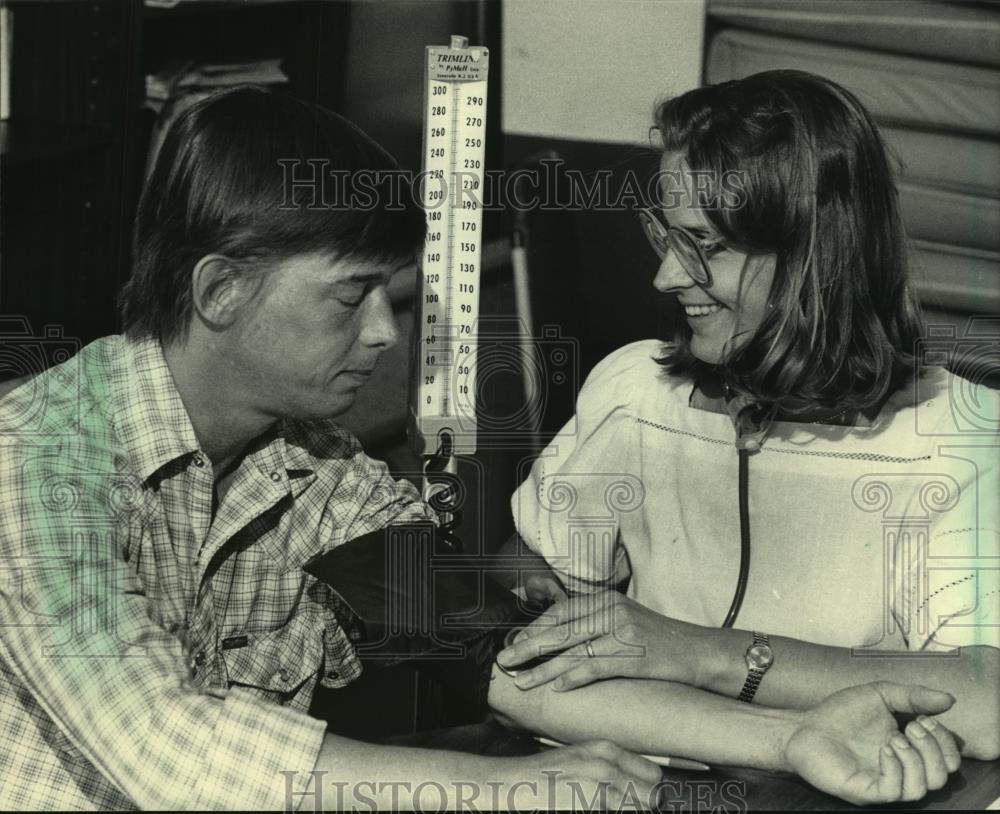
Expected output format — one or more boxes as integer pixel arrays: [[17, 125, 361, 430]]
[[965, 728, 1000, 762], [977, 736, 1000, 763]]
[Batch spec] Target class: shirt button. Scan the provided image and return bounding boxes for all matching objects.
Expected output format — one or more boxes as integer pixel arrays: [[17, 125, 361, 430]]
[[278, 668, 290, 683], [269, 472, 281, 483], [193, 454, 206, 468], [193, 650, 206, 667], [327, 670, 340, 680]]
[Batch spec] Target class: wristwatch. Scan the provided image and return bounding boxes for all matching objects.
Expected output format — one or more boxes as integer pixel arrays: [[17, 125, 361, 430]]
[[738, 631, 773, 703]]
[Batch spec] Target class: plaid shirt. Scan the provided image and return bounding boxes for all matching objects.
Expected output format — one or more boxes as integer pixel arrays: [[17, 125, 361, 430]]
[[0, 336, 434, 810]]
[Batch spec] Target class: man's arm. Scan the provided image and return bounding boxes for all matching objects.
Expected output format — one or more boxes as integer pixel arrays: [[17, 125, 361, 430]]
[[309, 730, 664, 811], [0, 449, 326, 810]]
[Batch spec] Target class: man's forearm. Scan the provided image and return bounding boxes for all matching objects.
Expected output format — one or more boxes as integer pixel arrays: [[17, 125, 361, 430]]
[[488, 664, 800, 771], [311, 734, 499, 811], [309, 729, 666, 812]]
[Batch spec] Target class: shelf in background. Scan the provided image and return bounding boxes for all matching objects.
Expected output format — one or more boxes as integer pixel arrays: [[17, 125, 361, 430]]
[[0, 120, 113, 166], [143, 0, 314, 17]]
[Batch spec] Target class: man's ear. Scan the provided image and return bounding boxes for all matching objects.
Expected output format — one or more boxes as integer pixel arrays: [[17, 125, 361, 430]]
[[190, 254, 259, 329]]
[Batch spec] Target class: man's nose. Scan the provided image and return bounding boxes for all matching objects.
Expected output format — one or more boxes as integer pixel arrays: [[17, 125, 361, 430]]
[[361, 287, 400, 350], [652, 249, 696, 293]]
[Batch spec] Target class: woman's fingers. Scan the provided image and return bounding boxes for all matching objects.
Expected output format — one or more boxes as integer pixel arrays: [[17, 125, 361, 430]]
[[890, 733, 928, 801], [917, 716, 961, 774], [875, 743, 903, 803], [550, 636, 650, 690], [579, 739, 662, 786], [516, 640, 621, 689], [905, 719, 949, 790], [499, 595, 620, 669], [522, 596, 593, 633], [498, 622, 593, 672], [517, 591, 618, 637], [512, 642, 592, 688], [514, 635, 651, 690]]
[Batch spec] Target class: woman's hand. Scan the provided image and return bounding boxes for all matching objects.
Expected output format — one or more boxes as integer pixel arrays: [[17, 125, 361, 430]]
[[496, 590, 716, 690], [522, 573, 568, 606], [783, 682, 961, 805]]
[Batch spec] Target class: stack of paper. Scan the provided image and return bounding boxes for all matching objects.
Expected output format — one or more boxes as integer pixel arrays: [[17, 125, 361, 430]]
[[145, 0, 304, 7], [145, 59, 286, 111], [143, 58, 288, 173]]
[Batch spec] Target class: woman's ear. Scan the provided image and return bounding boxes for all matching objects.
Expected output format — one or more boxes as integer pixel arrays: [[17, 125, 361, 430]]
[[190, 254, 258, 330]]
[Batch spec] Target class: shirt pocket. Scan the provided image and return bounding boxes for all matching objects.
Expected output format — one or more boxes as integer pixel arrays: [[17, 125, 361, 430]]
[[220, 612, 324, 700]]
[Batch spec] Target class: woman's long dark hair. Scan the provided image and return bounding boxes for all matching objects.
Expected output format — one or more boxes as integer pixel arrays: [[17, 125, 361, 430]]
[[655, 70, 923, 418]]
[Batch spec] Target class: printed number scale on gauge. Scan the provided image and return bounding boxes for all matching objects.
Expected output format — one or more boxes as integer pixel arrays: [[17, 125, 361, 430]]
[[417, 35, 488, 455]]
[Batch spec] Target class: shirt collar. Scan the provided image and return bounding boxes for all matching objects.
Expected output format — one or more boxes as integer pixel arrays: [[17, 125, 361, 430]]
[[114, 337, 202, 482], [114, 337, 314, 486], [241, 423, 312, 494]]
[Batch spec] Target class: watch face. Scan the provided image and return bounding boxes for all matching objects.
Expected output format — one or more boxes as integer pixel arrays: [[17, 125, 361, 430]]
[[747, 643, 774, 669]]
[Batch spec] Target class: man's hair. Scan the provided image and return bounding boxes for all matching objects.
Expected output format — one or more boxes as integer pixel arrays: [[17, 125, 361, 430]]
[[120, 85, 425, 343], [654, 69, 923, 416]]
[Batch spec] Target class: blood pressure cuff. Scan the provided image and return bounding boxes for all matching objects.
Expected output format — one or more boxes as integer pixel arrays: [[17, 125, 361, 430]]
[[303, 522, 542, 718]]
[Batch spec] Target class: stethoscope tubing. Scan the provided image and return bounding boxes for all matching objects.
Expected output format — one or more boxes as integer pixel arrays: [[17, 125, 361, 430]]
[[721, 447, 752, 628]]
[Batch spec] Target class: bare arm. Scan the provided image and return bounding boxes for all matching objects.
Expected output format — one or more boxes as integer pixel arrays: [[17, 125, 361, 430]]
[[500, 593, 1000, 761], [700, 630, 1000, 760], [310, 729, 663, 811], [489, 663, 797, 771], [310, 736, 501, 810], [487, 664, 964, 805]]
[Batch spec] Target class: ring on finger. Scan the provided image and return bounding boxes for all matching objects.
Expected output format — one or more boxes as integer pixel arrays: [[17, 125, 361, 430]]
[[585, 640, 596, 658]]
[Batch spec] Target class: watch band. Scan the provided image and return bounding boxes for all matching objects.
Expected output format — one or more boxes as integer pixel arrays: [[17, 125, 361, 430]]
[[738, 667, 765, 703], [738, 631, 771, 703]]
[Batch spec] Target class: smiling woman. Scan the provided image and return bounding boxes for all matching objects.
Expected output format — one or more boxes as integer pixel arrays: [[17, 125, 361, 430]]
[[644, 153, 776, 367], [500, 69, 1000, 803], [651, 71, 922, 419]]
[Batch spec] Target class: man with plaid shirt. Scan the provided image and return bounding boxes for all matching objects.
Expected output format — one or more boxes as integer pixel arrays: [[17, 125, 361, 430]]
[[0, 86, 422, 809], [0, 87, 671, 810]]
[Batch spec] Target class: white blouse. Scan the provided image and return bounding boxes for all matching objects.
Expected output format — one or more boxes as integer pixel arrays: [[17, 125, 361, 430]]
[[512, 340, 1000, 652]]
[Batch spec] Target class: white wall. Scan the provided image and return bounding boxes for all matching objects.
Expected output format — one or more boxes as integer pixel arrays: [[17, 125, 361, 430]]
[[502, 0, 706, 145]]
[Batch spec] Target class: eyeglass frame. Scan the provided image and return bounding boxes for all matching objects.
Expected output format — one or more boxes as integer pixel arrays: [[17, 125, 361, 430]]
[[637, 207, 719, 287]]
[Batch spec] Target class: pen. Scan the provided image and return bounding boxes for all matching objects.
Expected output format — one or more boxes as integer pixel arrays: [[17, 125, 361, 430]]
[[533, 736, 711, 772]]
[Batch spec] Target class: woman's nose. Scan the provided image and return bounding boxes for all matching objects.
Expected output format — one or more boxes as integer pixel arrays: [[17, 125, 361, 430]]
[[652, 249, 695, 293]]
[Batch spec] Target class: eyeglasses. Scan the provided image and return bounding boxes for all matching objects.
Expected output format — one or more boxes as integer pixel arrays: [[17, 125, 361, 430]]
[[638, 207, 718, 287]]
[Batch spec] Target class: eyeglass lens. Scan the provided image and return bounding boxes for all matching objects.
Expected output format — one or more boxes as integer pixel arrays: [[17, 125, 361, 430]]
[[640, 211, 711, 285]]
